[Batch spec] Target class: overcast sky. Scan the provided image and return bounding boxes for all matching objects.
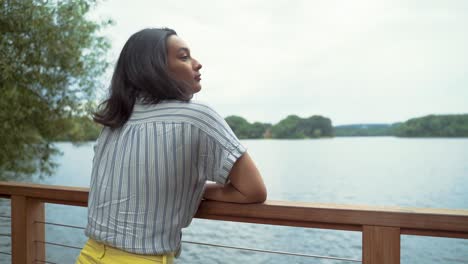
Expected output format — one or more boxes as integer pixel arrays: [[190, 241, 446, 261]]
[[90, 0, 468, 125]]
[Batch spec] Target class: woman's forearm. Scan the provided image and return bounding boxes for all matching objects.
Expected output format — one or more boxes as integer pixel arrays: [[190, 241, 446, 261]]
[[203, 182, 265, 203]]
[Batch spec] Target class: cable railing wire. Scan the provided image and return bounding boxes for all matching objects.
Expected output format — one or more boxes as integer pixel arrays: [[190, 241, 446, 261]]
[[0, 215, 11, 219], [0, 245, 55, 263], [36, 240, 82, 251], [33, 221, 361, 262], [34, 239, 361, 263], [35, 259, 57, 264], [182, 240, 361, 262], [0, 233, 11, 237], [35, 220, 85, 230], [0, 247, 55, 263]]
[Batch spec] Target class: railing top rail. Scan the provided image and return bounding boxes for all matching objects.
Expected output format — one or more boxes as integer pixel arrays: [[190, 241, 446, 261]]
[[1, 181, 468, 237], [0, 181, 88, 206]]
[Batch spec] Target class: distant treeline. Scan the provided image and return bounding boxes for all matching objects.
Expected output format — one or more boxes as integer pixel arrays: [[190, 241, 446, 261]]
[[334, 124, 399, 137], [394, 114, 468, 137], [225, 115, 333, 139], [324, 114, 468, 137], [55, 113, 468, 142], [227, 114, 468, 139]]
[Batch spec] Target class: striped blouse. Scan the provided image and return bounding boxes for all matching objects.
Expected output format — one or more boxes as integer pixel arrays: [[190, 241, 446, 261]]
[[84, 100, 246, 256]]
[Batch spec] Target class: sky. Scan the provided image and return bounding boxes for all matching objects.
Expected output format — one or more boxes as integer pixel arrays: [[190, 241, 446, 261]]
[[90, 0, 468, 125]]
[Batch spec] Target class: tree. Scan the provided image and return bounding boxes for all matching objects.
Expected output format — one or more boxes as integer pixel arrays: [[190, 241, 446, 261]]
[[271, 115, 333, 138], [249, 122, 271, 138], [225, 116, 271, 139], [271, 115, 304, 138], [225, 115, 253, 139], [0, 0, 111, 178], [394, 114, 468, 137]]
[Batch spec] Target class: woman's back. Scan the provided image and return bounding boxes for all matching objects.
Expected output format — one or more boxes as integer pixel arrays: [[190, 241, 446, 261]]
[[85, 100, 246, 255]]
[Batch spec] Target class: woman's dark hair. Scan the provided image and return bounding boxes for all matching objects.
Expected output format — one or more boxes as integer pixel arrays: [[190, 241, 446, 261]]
[[94, 27, 193, 128]]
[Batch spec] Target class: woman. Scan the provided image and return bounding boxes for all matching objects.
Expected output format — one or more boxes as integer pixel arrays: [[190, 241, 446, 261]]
[[76, 28, 267, 263]]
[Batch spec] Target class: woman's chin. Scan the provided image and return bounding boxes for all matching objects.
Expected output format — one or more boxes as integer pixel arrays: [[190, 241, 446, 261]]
[[192, 84, 201, 94]]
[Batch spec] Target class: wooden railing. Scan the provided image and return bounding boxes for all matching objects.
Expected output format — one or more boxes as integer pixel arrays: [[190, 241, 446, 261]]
[[1, 181, 468, 263]]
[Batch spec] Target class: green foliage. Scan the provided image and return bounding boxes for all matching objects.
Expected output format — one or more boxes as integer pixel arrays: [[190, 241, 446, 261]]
[[334, 124, 398, 136], [226, 114, 333, 139], [270, 115, 333, 139], [334, 115, 468, 137], [394, 114, 468, 137], [53, 115, 102, 142], [225, 116, 271, 139], [225, 116, 250, 139], [270, 115, 303, 138], [0, 0, 111, 177], [250, 122, 271, 138]]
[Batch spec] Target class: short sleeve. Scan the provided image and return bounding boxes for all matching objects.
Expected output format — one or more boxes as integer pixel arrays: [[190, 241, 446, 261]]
[[193, 103, 247, 184], [203, 133, 246, 184]]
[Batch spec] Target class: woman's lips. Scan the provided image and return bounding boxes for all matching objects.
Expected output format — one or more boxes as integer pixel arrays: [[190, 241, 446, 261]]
[[195, 74, 201, 81]]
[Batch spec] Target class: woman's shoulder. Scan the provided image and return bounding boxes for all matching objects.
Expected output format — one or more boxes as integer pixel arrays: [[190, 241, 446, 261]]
[[131, 99, 225, 126], [130, 100, 238, 146], [184, 100, 223, 118], [134, 99, 215, 112], [184, 101, 241, 148], [179, 100, 228, 127]]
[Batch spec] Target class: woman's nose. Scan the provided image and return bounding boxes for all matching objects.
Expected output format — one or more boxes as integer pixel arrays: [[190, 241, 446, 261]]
[[193, 59, 202, 71]]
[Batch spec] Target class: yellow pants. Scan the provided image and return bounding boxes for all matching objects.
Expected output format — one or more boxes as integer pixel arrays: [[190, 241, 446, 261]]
[[75, 239, 174, 264]]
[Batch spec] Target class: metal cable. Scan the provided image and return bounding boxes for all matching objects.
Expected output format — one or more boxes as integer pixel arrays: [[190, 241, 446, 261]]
[[182, 240, 362, 262], [0, 249, 54, 263], [34, 238, 360, 262], [0, 233, 11, 237], [35, 260, 57, 264], [34, 220, 85, 230], [0, 215, 11, 219], [31, 221, 361, 263], [36, 240, 82, 250]]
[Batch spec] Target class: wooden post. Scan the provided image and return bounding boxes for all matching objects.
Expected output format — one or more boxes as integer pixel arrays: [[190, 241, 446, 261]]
[[11, 195, 45, 264], [363, 225, 400, 264]]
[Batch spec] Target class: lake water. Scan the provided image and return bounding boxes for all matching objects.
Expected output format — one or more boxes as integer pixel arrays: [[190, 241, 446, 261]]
[[1, 137, 468, 263]]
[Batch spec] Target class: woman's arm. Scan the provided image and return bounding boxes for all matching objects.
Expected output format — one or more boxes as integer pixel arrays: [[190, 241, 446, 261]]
[[203, 152, 267, 203]]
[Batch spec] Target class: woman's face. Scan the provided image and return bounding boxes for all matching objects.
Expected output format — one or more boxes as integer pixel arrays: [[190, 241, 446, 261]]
[[167, 35, 202, 93]]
